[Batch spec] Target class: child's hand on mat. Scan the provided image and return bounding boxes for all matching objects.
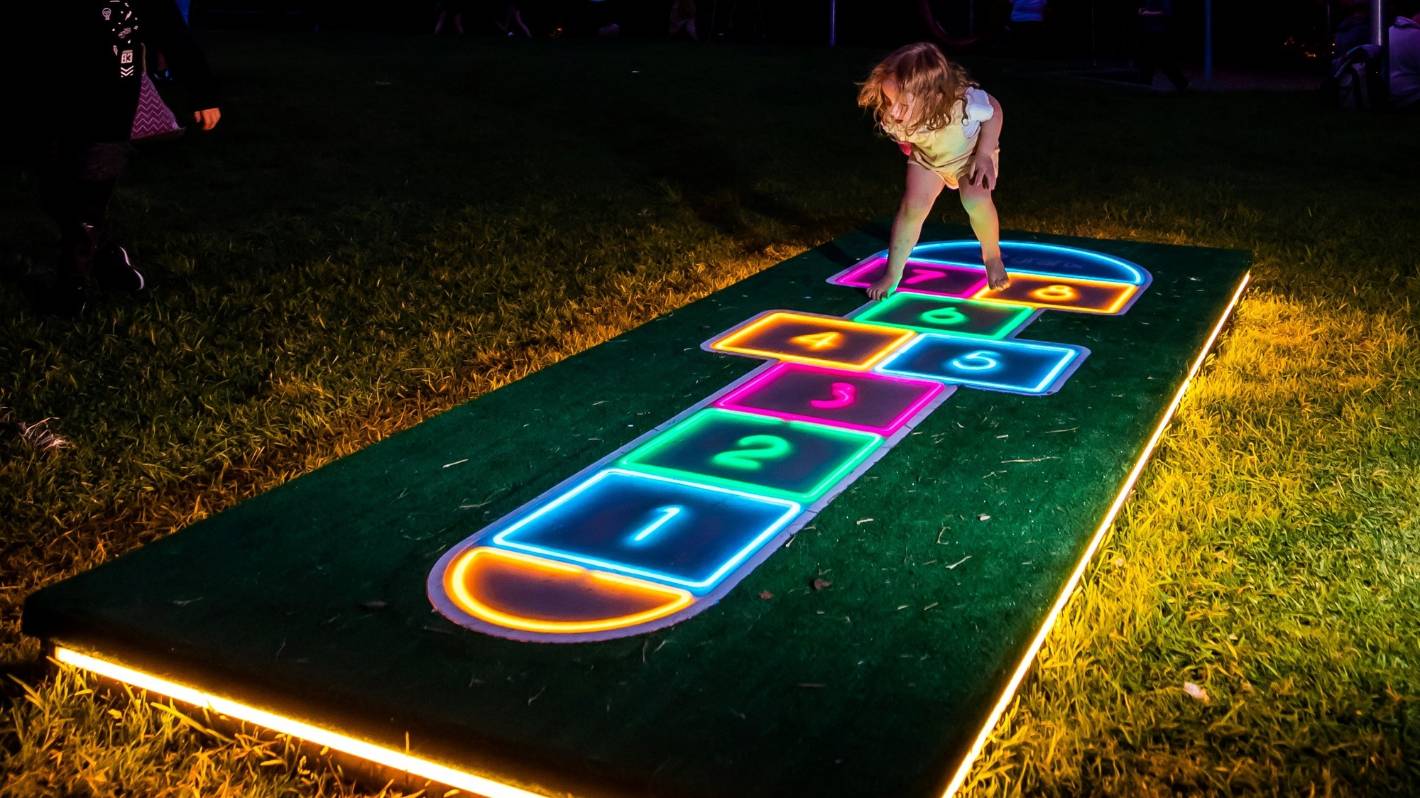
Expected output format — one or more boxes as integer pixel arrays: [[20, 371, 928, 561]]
[[968, 152, 996, 190], [193, 107, 222, 132], [867, 272, 899, 301]]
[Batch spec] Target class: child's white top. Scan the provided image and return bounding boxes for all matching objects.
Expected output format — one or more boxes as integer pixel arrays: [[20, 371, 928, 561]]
[[884, 87, 995, 177]]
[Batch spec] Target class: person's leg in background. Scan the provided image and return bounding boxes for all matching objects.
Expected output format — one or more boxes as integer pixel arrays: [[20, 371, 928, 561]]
[[35, 139, 142, 313], [1157, 20, 1189, 90]]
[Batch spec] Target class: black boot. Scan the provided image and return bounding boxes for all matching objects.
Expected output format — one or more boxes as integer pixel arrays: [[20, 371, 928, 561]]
[[38, 222, 101, 316]]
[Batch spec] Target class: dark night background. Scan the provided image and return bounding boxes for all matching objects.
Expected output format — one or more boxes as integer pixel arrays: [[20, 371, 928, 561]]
[[194, 1, 1342, 70]]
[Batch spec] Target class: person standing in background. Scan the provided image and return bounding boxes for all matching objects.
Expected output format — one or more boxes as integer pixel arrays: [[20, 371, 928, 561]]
[[1008, 0, 1048, 57], [1136, 0, 1189, 92], [669, 0, 697, 41], [1390, 1, 1420, 108], [26, 0, 221, 315]]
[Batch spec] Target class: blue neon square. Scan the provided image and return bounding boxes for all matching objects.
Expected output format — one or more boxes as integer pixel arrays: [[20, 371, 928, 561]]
[[492, 469, 800, 593], [876, 334, 1088, 395]]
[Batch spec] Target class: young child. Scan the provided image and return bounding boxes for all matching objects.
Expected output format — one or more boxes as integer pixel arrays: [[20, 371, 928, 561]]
[[857, 42, 1007, 300]]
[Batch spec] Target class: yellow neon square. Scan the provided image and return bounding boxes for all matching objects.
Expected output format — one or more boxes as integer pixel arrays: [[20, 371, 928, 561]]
[[972, 274, 1139, 315], [707, 311, 916, 370]]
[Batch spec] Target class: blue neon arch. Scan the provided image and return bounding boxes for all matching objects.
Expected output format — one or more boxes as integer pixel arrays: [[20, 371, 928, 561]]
[[875, 241, 1151, 286]]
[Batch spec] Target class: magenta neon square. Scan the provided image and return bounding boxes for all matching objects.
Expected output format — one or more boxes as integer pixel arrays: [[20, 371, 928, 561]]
[[713, 363, 949, 436], [830, 257, 988, 298]]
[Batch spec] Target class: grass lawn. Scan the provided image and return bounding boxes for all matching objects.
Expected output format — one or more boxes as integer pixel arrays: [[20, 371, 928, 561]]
[[2, 32, 1417, 796]]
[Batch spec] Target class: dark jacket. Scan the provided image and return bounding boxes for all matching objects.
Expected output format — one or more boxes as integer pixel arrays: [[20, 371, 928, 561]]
[[32, 0, 220, 143]]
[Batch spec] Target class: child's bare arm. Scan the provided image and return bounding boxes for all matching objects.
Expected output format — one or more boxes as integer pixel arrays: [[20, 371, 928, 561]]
[[969, 95, 1003, 189]]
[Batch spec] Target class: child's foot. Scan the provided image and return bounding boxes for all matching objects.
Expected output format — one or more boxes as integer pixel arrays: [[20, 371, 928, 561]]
[[984, 255, 1009, 290], [867, 271, 901, 301]]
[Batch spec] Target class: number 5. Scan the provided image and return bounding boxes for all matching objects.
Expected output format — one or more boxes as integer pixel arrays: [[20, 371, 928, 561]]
[[948, 350, 1001, 372]]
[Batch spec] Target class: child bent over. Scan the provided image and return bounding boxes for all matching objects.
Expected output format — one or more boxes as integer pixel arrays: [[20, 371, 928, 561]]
[[857, 43, 1007, 299]]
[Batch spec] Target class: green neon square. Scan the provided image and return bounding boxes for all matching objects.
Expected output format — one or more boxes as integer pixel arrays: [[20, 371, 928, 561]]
[[618, 408, 882, 503], [851, 294, 1035, 340]]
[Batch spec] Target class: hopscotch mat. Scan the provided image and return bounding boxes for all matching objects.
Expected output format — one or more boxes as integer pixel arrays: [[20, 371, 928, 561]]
[[25, 226, 1251, 798]]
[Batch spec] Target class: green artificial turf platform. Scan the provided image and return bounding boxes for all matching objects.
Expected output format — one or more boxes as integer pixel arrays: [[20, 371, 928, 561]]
[[24, 224, 1249, 798]]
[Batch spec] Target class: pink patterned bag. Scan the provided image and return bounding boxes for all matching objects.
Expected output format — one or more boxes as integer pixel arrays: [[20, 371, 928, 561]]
[[131, 73, 185, 142]]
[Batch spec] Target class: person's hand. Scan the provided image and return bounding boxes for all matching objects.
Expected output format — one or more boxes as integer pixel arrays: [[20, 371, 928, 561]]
[[867, 271, 900, 301], [192, 107, 221, 131], [968, 151, 996, 190]]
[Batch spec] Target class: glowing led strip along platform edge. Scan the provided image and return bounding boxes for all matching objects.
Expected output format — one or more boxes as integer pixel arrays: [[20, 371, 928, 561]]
[[49, 272, 1250, 798], [935, 270, 1251, 798]]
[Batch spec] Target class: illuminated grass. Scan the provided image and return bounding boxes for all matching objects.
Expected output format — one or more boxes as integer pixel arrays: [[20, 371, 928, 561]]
[[3, 33, 1417, 796], [960, 293, 1419, 796]]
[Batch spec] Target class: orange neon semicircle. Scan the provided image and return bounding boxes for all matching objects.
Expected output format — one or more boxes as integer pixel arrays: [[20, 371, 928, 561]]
[[443, 547, 694, 635]]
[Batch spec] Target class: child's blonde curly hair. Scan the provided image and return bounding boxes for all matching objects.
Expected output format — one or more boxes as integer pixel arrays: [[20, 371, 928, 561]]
[[857, 42, 975, 137]]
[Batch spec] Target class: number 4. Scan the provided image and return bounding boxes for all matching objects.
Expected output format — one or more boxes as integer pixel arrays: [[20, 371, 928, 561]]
[[789, 332, 842, 351]]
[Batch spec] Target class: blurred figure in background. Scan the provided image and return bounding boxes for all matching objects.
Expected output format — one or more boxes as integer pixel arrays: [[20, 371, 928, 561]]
[[669, 0, 697, 41], [1008, 0, 1047, 57], [434, 0, 468, 34], [28, 0, 221, 315], [1135, 0, 1188, 92], [1332, 0, 1371, 62], [1391, 1, 1420, 108], [497, 1, 534, 37]]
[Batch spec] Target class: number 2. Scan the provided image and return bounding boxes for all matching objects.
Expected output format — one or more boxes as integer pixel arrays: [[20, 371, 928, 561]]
[[711, 435, 793, 471]]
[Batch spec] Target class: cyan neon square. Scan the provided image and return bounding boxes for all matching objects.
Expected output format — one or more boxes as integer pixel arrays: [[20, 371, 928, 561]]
[[619, 408, 882, 502], [492, 469, 800, 593], [876, 334, 1088, 396], [850, 294, 1035, 339]]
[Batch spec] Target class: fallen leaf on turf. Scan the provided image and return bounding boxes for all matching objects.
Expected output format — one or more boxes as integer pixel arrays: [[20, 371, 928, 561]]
[[1183, 682, 1210, 703], [812, 578, 832, 591], [978, 514, 991, 521], [759, 590, 774, 600]]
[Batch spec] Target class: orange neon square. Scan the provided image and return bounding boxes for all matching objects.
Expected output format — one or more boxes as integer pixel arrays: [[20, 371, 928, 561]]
[[972, 274, 1139, 315], [706, 311, 916, 370]]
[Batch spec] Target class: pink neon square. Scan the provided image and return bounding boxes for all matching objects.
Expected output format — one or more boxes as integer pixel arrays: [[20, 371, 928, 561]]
[[713, 363, 948, 436], [831, 257, 988, 298]]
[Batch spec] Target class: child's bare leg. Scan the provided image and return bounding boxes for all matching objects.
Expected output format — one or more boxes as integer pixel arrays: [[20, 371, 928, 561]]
[[870, 162, 944, 300], [960, 181, 1008, 289]]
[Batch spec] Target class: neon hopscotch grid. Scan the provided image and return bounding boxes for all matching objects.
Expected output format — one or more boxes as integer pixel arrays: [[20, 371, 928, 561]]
[[427, 241, 1152, 643]]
